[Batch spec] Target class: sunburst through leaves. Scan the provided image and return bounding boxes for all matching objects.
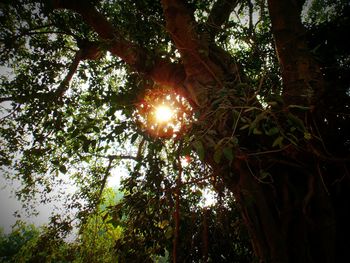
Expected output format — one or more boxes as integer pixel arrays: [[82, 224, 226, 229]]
[[135, 87, 193, 138]]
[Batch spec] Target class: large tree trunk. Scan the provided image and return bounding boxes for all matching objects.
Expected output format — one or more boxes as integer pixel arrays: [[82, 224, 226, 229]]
[[215, 156, 340, 263], [202, 0, 349, 262], [198, 0, 350, 261]]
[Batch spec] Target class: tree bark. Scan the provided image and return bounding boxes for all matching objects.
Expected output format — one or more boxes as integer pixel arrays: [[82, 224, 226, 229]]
[[267, 0, 325, 107], [219, 157, 337, 263]]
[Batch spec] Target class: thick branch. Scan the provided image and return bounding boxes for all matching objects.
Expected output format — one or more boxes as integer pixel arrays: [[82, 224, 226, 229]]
[[267, 0, 325, 106], [55, 40, 105, 98], [206, 0, 239, 40], [55, 50, 81, 98], [52, 0, 185, 90], [161, 0, 223, 83], [0, 97, 13, 103], [97, 157, 113, 205]]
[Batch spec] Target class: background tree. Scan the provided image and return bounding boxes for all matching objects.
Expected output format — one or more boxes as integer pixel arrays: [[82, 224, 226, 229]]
[[0, 223, 39, 263], [0, 0, 349, 262]]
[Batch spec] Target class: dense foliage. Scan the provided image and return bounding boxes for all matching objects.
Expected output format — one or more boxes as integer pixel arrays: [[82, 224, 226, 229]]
[[1, 0, 349, 262]]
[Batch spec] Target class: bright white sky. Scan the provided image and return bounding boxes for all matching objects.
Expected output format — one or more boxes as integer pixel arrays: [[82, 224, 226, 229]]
[[0, 166, 124, 234]]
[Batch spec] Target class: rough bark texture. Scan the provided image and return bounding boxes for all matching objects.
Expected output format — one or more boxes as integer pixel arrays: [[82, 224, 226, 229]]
[[267, 0, 325, 106]]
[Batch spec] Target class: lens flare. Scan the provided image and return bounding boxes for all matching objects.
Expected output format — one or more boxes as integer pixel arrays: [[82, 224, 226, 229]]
[[155, 105, 173, 123], [134, 88, 193, 138]]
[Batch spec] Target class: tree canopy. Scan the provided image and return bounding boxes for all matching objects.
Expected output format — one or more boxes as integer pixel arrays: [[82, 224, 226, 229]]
[[1, 0, 349, 262]]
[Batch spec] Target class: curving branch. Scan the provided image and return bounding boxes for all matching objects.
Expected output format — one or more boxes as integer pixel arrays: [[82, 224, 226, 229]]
[[206, 0, 240, 40], [267, 0, 325, 106], [55, 40, 104, 98], [52, 0, 186, 90], [161, 0, 222, 83], [54, 50, 81, 98]]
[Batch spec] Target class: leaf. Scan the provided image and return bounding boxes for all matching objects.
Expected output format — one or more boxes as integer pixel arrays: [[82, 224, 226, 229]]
[[267, 101, 278, 106], [253, 128, 263, 135], [265, 127, 279, 136], [260, 171, 272, 180], [164, 226, 173, 240], [159, 220, 169, 229], [272, 136, 284, 148], [130, 133, 138, 143], [249, 112, 266, 134], [213, 148, 222, 163], [304, 131, 312, 140], [287, 113, 305, 131], [223, 147, 234, 161], [92, 126, 100, 133], [59, 165, 67, 174], [243, 107, 257, 113], [82, 140, 90, 152], [51, 159, 60, 166], [71, 128, 80, 138], [193, 140, 205, 160], [181, 145, 191, 156], [240, 124, 250, 130]]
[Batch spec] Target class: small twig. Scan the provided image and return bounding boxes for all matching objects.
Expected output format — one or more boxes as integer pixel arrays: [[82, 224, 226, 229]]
[[0, 105, 19, 123], [231, 108, 243, 136], [172, 155, 182, 263], [317, 161, 329, 195], [247, 144, 292, 156], [93, 153, 139, 161], [245, 159, 273, 184], [96, 157, 113, 207]]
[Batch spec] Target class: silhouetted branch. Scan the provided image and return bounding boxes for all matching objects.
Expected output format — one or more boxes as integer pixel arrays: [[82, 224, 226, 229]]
[[206, 0, 240, 40], [52, 0, 186, 89]]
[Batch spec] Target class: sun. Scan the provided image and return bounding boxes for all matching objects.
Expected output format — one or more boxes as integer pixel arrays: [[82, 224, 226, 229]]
[[155, 105, 173, 123], [135, 87, 193, 138]]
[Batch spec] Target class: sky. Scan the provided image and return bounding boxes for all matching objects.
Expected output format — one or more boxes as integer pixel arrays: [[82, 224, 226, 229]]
[[0, 175, 52, 234], [0, 166, 124, 234]]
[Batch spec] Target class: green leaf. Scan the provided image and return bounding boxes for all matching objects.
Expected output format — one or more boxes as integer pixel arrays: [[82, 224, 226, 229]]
[[51, 159, 60, 166], [260, 171, 271, 180], [130, 133, 138, 143], [265, 127, 279, 136], [164, 226, 173, 240], [223, 147, 234, 161], [59, 165, 67, 174], [240, 124, 250, 130], [193, 140, 205, 160], [71, 128, 80, 138], [304, 131, 312, 140], [83, 140, 90, 152], [272, 136, 284, 148], [213, 148, 222, 163], [181, 145, 192, 156], [287, 113, 305, 131], [253, 128, 263, 135], [267, 101, 278, 107], [158, 220, 169, 229], [92, 126, 100, 133]]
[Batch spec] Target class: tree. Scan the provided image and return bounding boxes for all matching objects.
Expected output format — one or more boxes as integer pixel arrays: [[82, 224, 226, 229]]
[[0, 223, 39, 262], [1, 0, 349, 262]]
